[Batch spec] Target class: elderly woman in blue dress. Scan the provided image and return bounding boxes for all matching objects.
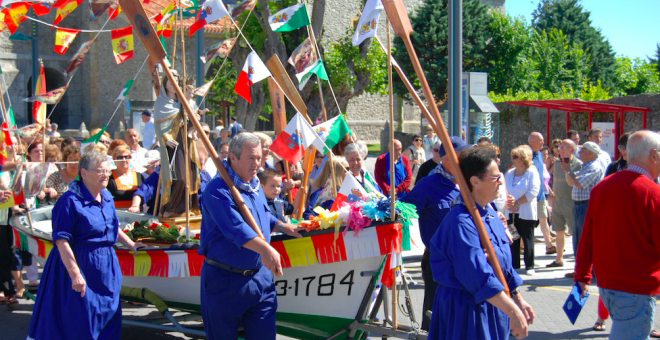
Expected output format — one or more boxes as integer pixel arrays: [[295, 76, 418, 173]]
[[28, 151, 144, 340], [428, 146, 535, 340]]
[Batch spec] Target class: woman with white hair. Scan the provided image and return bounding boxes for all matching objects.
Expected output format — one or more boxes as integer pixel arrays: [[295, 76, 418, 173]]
[[344, 142, 380, 193]]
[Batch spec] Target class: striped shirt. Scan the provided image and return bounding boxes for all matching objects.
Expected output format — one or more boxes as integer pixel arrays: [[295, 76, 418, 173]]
[[571, 159, 604, 201]]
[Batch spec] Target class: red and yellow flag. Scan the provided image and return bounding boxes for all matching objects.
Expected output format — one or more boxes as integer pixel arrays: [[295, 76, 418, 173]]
[[110, 26, 133, 64], [53, 0, 82, 25], [108, 4, 121, 19], [1, 3, 28, 34], [54, 27, 79, 54], [33, 63, 47, 125]]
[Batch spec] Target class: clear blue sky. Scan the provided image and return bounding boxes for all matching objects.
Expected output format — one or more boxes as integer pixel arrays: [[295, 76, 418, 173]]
[[505, 0, 660, 60]]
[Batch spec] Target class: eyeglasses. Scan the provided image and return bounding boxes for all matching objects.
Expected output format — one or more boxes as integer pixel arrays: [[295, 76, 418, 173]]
[[496, 154, 501, 158], [414, 139, 422, 142], [100, 140, 111, 145], [618, 144, 627, 150], [511, 155, 519, 159], [482, 173, 502, 182], [432, 148, 440, 153], [115, 155, 132, 160], [87, 168, 111, 176]]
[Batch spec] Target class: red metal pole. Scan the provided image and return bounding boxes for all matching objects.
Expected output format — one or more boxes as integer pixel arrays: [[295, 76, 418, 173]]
[[643, 110, 647, 129], [620, 111, 625, 135], [614, 111, 619, 159], [588, 111, 593, 131], [566, 111, 570, 134], [546, 108, 550, 146]]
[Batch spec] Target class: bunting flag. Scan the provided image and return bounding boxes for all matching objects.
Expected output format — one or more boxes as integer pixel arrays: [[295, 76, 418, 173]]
[[31, 1, 52, 16], [108, 3, 121, 19], [331, 174, 368, 211], [200, 36, 236, 63], [1, 106, 15, 146], [110, 26, 133, 64], [225, 0, 255, 19], [352, 0, 382, 46], [1, 3, 28, 34], [0, 10, 5, 32], [188, 0, 229, 37], [32, 63, 47, 125], [153, 1, 176, 23], [81, 125, 106, 153], [269, 112, 323, 164], [24, 85, 67, 104], [312, 114, 352, 154], [89, 0, 113, 20], [52, 0, 81, 25], [297, 60, 328, 90], [63, 38, 95, 76], [9, 123, 42, 138], [233, 51, 270, 103], [268, 3, 309, 32], [156, 13, 174, 37], [194, 80, 212, 97], [54, 27, 79, 54], [115, 79, 133, 102]]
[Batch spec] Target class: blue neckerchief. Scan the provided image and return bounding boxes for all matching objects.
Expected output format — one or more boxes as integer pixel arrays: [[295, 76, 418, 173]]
[[432, 161, 456, 182], [384, 152, 405, 187], [223, 159, 260, 193]]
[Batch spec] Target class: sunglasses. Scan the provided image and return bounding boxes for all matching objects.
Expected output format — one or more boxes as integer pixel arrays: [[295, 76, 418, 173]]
[[432, 148, 440, 153], [100, 140, 111, 145], [496, 154, 501, 158], [414, 139, 422, 142], [115, 155, 132, 160], [511, 155, 519, 159]]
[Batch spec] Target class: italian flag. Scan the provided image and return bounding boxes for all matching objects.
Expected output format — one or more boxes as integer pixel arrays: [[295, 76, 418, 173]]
[[111, 26, 133, 64], [312, 114, 352, 154], [115, 79, 134, 102], [270, 112, 323, 164], [81, 125, 107, 154], [234, 51, 271, 103], [268, 3, 310, 32], [54, 27, 79, 54], [330, 173, 367, 211]]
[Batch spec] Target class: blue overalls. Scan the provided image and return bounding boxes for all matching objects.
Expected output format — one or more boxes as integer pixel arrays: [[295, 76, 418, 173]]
[[199, 176, 280, 340]]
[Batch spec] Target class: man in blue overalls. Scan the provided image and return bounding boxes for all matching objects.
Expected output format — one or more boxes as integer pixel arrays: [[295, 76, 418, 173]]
[[199, 132, 303, 339]]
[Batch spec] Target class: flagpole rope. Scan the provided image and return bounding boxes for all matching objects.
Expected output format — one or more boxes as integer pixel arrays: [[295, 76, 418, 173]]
[[24, 15, 115, 33], [196, 8, 255, 109], [105, 56, 148, 124]]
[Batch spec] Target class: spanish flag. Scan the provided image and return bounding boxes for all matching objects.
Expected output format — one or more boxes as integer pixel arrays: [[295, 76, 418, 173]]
[[33, 63, 47, 125], [53, 0, 82, 25], [111, 26, 133, 64], [1, 3, 28, 34], [54, 27, 79, 54]]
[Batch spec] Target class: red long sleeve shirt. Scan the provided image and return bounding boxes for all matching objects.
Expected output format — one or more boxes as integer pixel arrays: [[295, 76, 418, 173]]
[[575, 170, 660, 295], [374, 153, 412, 195]]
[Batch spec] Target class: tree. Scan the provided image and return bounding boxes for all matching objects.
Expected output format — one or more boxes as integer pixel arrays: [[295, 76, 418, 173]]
[[648, 43, 660, 77], [531, 0, 616, 89], [486, 11, 534, 94], [391, 0, 494, 101]]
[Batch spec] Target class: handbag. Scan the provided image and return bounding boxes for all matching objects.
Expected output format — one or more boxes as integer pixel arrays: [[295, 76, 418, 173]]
[[507, 216, 521, 242]]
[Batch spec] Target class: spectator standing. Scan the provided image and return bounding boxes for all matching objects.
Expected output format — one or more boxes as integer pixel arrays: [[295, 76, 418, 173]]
[[546, 140, 581, 268], [588, 129, 612, 171], [422, 125, 438, 161], [374, 139, 412, 197], [504, 145, 541, 275], [416, 141, 441, 182], [574, 131, 660, 340], [605, 132, 631, 176], [212, 128, 231, 153], [141, 110, 156, 150], [528, 132, 554, 255], [567, 130, 580, 156], [561, 141, 604, 257], [229, 116, 242, 137], [124, 129, 148, 165], [402, 135, 426, 187]]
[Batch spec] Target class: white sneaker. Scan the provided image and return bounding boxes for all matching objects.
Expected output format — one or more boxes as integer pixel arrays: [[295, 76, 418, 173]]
[[525, 269, 535, 275]]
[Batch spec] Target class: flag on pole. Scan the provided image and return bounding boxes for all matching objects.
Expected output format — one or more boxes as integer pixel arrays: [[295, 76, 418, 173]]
[[81, 125, 107, 153], [194, 80, 213, 97], [111, 26, 133, 64], [352, 0, 383, 46], [200, 36, 236, 63], [270, 112, 323, 164], [108, 4, 121, 19], [153, 1, 176, 23], [24, 85, 67, 104], [63, 38, 95, 76], [268, 3, 309, 32], [54, 27, 79, 54], [312, 115, 352, 154], [234, 51, 271, 103], [89, 0, 112, 20], [297, 60, 328, 90], [32, 63, 47, 125], [115, 79, 134, 102], [330, 174, 368, 210], [1, 106, 16, 146], [52, 0, 82, 25], [188, 0, 229, 37], [226, 0, 256, 19], [156, 13, 174, 37]]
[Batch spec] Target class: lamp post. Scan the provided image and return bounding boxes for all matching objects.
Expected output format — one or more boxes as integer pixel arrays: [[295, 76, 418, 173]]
[[10, 19, 39, 124]]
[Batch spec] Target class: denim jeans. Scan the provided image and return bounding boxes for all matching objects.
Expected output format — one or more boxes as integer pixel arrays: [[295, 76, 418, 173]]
[[599, 287, 656, 340], [572, 201, 588, 256]]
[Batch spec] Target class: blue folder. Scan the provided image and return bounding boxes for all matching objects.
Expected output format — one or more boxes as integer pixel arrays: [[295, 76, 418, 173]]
[[563, 282, 590, 324]]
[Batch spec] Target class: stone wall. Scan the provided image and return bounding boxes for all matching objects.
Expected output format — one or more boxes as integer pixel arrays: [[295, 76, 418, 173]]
[[495, 93, 660, 168]]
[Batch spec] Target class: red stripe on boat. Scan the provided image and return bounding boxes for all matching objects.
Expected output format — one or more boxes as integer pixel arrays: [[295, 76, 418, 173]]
[[375, 222, 403, 254], [115, 250, 135, 276], [147, 250, 169, 277], [270, 240, 291, 268], [186, 249, 204, 276], [310, 232, 347, 264]]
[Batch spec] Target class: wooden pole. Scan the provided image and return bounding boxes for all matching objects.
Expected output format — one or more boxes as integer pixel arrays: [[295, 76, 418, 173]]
[[267, 78, 293, 204], [179, 4, 191, 241], [385, 17, 397, 328], [382, 0, 509, 295], [118, 0, 264, 239], [171, 7, 178, 66], [317, 81, 327, 122]]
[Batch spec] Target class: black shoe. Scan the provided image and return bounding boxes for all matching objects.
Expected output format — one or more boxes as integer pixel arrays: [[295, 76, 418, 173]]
[[546, 261, 564, 268]]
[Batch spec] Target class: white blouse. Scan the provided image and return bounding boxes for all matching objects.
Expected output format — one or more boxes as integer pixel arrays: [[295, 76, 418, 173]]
[[504, 165, 541, 220]]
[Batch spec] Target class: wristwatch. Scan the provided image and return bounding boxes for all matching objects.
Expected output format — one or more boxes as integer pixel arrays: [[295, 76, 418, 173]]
[[511, 288, 521, 297]]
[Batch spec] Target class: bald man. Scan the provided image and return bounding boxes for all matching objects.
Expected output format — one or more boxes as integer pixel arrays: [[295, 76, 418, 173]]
[[125, 129, 148, 164], [374, 139, 412, 197], [528, 132, 554, 256]]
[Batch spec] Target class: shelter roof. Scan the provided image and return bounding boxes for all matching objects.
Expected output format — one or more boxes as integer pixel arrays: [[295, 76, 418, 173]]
[[507, 99, 650, 113], [143, 0, 233, 34]]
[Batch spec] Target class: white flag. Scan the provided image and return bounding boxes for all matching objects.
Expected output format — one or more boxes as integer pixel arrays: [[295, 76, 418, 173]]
[[352, 0, 383, 46]]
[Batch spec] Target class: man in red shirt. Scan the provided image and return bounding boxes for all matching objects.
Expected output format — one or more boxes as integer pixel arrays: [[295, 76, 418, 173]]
[[575, 130, 660, 340], [374, 139, 412, 197]]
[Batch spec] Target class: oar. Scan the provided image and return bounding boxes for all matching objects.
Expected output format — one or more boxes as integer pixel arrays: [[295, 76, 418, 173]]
[[118, 0, 264, 240], [267, 78, 294, 204], [382, 0, 509, 295]]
